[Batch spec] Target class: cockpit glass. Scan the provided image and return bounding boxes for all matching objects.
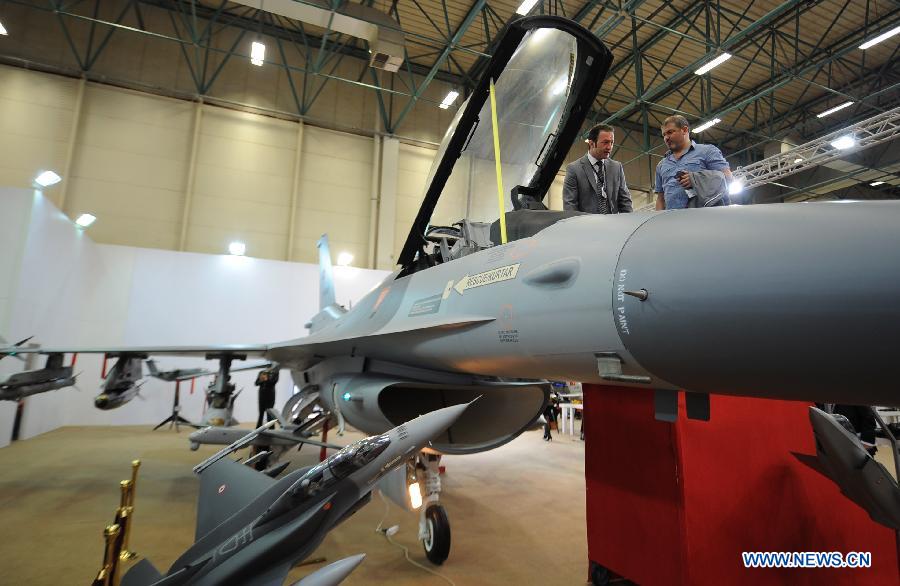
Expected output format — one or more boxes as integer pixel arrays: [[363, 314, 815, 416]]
[[421, 27, 577, 230], [328, 433, 391, 479]]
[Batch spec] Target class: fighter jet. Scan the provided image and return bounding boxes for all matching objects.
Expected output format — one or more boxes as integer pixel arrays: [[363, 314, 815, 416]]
[[120, 402, 470, 586], [5, 14, 900, 564]]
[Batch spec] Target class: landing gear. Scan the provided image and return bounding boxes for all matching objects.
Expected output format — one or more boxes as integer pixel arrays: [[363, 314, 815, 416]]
[[422, 504, 451, 565], [417, 454, 452, 565]]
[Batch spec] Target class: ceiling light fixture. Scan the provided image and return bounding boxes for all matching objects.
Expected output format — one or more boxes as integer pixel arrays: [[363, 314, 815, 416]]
[[830, 135, 856, 150], [859, 24, 900, 50], [793, 157, 804, 164], [228, 241, 246, 256], [439, 90, 459, 110], [694, 53, 732, 75], [74, 213, 96, 228], [336, 252, 354, 266], [0, 20, 8, 36], [516, 0, 540, 16], [34, 170, 62, 187], [870, 181, 885, 186], [250, 41, 265, 66], [816, 101, 854, 118], [692, 118, 721, 133]]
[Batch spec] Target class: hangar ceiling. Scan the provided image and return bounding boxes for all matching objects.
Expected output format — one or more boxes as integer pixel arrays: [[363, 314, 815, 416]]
[[1, 0, 899, 202]]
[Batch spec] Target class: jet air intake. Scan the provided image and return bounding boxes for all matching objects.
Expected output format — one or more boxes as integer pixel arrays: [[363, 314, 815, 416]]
[[320, 373, 549, 455]]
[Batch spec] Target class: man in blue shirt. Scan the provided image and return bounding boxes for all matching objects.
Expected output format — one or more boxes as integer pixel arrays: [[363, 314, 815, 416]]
[[654, 115, 732, 210]]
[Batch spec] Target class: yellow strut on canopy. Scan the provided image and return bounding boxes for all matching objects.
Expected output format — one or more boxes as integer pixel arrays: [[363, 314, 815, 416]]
[[489, 78, 508, 245]]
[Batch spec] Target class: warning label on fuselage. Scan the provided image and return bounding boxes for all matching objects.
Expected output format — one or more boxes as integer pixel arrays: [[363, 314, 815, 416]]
[[455, 263, 520, 295]]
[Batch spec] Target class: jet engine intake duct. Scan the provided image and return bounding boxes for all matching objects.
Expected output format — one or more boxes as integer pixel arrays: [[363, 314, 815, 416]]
[[327, 373, 549, 455], [612, 202, 900, 405]]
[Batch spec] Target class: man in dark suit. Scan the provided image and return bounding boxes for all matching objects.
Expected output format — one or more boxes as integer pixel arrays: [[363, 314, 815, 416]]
[[563, 123, 633, 214]]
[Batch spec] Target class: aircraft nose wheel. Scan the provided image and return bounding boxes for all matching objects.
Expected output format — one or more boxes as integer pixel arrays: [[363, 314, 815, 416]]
[[422, 504, 451, 565]]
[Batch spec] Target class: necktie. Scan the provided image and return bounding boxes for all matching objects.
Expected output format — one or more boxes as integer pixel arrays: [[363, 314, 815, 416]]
[[595, 162, 610, 214]]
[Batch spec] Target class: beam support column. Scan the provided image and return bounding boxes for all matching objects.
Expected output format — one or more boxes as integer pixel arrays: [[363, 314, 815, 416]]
[[286, 121, 304, 261], [179, 100, 203, 251], [375, 137, 399, 270], [58, 76, 87, 215]]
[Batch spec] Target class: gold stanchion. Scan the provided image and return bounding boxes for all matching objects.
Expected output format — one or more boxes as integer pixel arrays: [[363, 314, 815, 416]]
[[92, 524, 121, 586], [118, 460, 141, 560], [128, 460, 140, 507], [93, 460, 142, 585]]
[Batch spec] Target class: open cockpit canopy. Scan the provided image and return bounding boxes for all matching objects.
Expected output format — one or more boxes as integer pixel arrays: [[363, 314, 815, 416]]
[[398, 16, 612, 276]]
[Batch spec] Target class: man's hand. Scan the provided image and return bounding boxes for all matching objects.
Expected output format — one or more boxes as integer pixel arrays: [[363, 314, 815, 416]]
[[676, 170, 692, 189]]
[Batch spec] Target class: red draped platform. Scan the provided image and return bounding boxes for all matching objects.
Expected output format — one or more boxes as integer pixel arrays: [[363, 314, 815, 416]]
[[583, 385, 899, 585]]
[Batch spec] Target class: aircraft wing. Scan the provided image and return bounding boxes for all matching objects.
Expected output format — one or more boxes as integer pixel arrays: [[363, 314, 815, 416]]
[[195, 457, 277, 541], [0, 344, 270, 358]]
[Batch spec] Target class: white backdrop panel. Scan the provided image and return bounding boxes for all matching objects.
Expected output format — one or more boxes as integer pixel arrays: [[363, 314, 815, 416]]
[[0, 191, 390, 443]]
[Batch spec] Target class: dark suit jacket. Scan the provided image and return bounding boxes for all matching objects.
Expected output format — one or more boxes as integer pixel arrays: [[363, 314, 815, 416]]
[[562, 155, 633, 214]]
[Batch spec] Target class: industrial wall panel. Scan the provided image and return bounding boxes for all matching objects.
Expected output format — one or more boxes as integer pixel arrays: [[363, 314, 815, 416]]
[[0, 66, 76, 192]]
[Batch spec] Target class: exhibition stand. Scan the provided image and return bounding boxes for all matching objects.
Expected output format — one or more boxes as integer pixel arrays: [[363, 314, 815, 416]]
[[583, 385, 899, 585]]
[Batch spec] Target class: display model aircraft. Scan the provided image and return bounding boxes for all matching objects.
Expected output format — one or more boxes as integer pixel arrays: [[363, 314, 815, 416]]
[[120, 403, 470, 586], [144, 358, 274, 430], [93, 353, 271, 422], [187, 381, 336, 474], [6, 13, 900, 565], [0, 336, 78, 401]]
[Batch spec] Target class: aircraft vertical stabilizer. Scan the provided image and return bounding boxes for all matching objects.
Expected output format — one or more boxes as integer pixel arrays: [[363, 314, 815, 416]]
[[316, 234, 336, 310]]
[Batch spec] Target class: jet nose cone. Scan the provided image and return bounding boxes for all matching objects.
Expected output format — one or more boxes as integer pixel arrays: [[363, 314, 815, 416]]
[[94, 395, 109, 409], [404, 402, 472, 446]]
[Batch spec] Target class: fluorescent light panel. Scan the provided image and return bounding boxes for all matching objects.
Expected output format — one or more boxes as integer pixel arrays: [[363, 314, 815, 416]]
[[830, 135, 856, 150], [516, 0, 540, 15], [870, 181, 885, 186], [694, 53, 732, 75], [859, 24, 900, 50], [250, 41, 265, 66], [816, 101, 854, 118], [228, 241, 246, 256], [35, 170, 62, 187], [439, 90, 459, 109], [692, 118, 721, 133], [75, 213, 96, 227], [0, 20, 7, 36]]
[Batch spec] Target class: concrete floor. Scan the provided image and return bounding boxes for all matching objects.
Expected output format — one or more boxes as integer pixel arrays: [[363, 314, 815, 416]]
[[0, 423, 589, 585]]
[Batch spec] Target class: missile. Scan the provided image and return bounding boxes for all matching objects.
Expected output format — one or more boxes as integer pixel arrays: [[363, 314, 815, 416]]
[[289, 554, 366, 586], [805, 407, 900, 529]]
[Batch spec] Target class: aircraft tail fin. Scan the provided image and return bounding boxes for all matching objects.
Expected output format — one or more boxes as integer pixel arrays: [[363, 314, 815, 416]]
[[120, 558, 163, 586], [317, 234, 336, 311], [145, 359, 159, 377]]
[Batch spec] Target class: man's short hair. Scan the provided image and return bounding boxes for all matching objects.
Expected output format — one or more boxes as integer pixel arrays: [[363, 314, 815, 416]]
[[587, 123, 615, 142], [661, 115, 690, 131]]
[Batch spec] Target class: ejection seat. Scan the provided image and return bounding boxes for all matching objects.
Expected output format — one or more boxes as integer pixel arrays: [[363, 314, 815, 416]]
[[489, 185, 586, 245]]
